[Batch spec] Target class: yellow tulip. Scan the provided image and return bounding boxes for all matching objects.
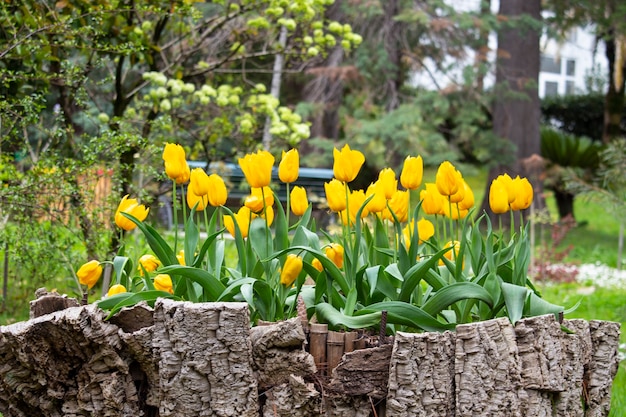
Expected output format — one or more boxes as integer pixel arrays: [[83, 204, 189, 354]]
[[378, 168, 397, 199], [400, 155, 423, 190], [498, 173, 516, 204], [333, 144, 365, 183], [365, 181, 387, 213], [190, 168, 210, 197], [207, 174, 228, 207], [245, 186, 274, 213], [341, 189, 368, 225], [420, 183, 445, 216], [311, 258, 324, 272], [458, 180, 475, 210], [383, 190, 409, 223], [238, 150, 275, 188], [280, 254, 303, 287], [187, 182, 208, 211], [489, 178, 509, 214], [76, 260, 102, 289], [224, 206, 253, 238], [440, 240, 461, 265], [402, 218, 434, 249], [154, 274, 174, 294], [435, 161, 463, 198], [260, 205, 274, 227], [107, 284, 127, 297], [290, 186, 309, 216], [324, 179, 347, 212], [325, 243, 344, 269], [138, 254, 161, 275], [176, 250, 185, 265], [279, 149, 299, 183], [163, 143, 190, 184], [115, 195, 149, 231], [510, 176, 533, 211]]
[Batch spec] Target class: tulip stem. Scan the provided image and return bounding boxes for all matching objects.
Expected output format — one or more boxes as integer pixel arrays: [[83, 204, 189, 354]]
[[286, 183, 290, 229], [172, 180, 179, 253]]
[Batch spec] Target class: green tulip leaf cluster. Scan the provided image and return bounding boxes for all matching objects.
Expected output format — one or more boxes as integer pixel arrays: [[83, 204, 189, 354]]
[[91, 143, 563, 333]]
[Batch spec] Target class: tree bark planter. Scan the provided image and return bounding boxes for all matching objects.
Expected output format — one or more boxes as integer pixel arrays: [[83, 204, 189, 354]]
[[0, 296, 620, 416]]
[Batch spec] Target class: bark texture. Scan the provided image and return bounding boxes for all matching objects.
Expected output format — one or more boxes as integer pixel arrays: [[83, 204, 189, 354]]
[[455, 317, 522, 416], [386, 331, 456, 417], [250, 317, 316, 389], [585, 320, 621, 417], [0, 301, 620, 417], [327, 344, 393, 399], [154, 299, 257, 417]]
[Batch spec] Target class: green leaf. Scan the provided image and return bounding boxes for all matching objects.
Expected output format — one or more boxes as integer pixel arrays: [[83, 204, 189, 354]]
[[358, 301, 455, 332], [159, 265, 226, 301], [249, 217, 272, 259], [122, 212, 177, 266], [184, 212, 199, 267], [501, 282, 527, 324], [193, 229, 224, 269], [399, 247, 449, 301], [112, 255, 133, 289], [526, 291, 564, 317], [316, 302, 382, 330], [273, 190, 290, 252], [421, 282, 494, 317], [343, 287, 358, 316], [98, 290, 178, 318]]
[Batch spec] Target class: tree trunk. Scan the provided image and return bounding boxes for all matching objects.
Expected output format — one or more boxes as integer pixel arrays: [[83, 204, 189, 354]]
[[603, 32, 626, 143], [554, 189, 575, 220], [480, 0, 543, 228]]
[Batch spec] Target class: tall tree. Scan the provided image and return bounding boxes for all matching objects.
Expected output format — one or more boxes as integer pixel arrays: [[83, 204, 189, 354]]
[[480, 0, 543, 225]]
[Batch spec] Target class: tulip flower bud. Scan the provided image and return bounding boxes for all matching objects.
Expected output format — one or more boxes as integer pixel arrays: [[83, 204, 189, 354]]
[[333, 144, 365, 183], [107, 284, 127, 297], [279, 149, 299, 183], [115, 195, 149, 231], [238, 150, 275, 188], [280, 254, 303, 286], [163, 143, 190, 184], [76, 260, 102, 289], [324, 243, 344, 268], [190, 168, 211, 196], [154, 274, 174, 294], [400, 155, 423, 190], [435, 161, 463, 197], [324, 179, 347, 212], [378, 168, 397, 200], [138, 254, 161, 275], [290, 186, 308, 216], [489, 178, 509, 214], [207, 174, 228, 207]]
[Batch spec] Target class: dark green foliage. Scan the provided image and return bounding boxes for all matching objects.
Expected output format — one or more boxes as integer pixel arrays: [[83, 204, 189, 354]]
[[541, 93, 625, 142], [540, 127, 604, 169]]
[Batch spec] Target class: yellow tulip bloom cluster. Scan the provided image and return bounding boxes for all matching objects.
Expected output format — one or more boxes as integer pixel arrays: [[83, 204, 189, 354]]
[[489, 174, 534, 214]]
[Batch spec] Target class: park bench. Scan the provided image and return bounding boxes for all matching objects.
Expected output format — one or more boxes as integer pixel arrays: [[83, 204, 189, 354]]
[[187, 160, 334, 213]]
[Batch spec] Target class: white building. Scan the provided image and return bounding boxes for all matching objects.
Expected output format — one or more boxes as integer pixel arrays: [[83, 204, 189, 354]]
[[411, 1, 607, 98]]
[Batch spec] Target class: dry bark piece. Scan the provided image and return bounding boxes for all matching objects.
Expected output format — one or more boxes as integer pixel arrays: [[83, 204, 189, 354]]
[[261, 375, 321, 417], [553, 319, 591, 417], [153, 299, 258, 417], [585, 320, 621, 417], [0, 305, 140, 416], [455, 317, 521, 417], [327, 344, 393, 399], [29, 289, 80, 319], [249, 318, 316, 388], [386, 331, 456, 417]]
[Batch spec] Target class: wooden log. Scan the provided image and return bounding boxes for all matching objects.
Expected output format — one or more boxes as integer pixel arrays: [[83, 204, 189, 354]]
[[327, 331, 345, 372], [29, 288, 79, 319], [386, 331, 456, 417], [454, 317, 522, 417], [344, 331, 357, 353], [585, 320, 621, 417], [309, 323, 328, 375]]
